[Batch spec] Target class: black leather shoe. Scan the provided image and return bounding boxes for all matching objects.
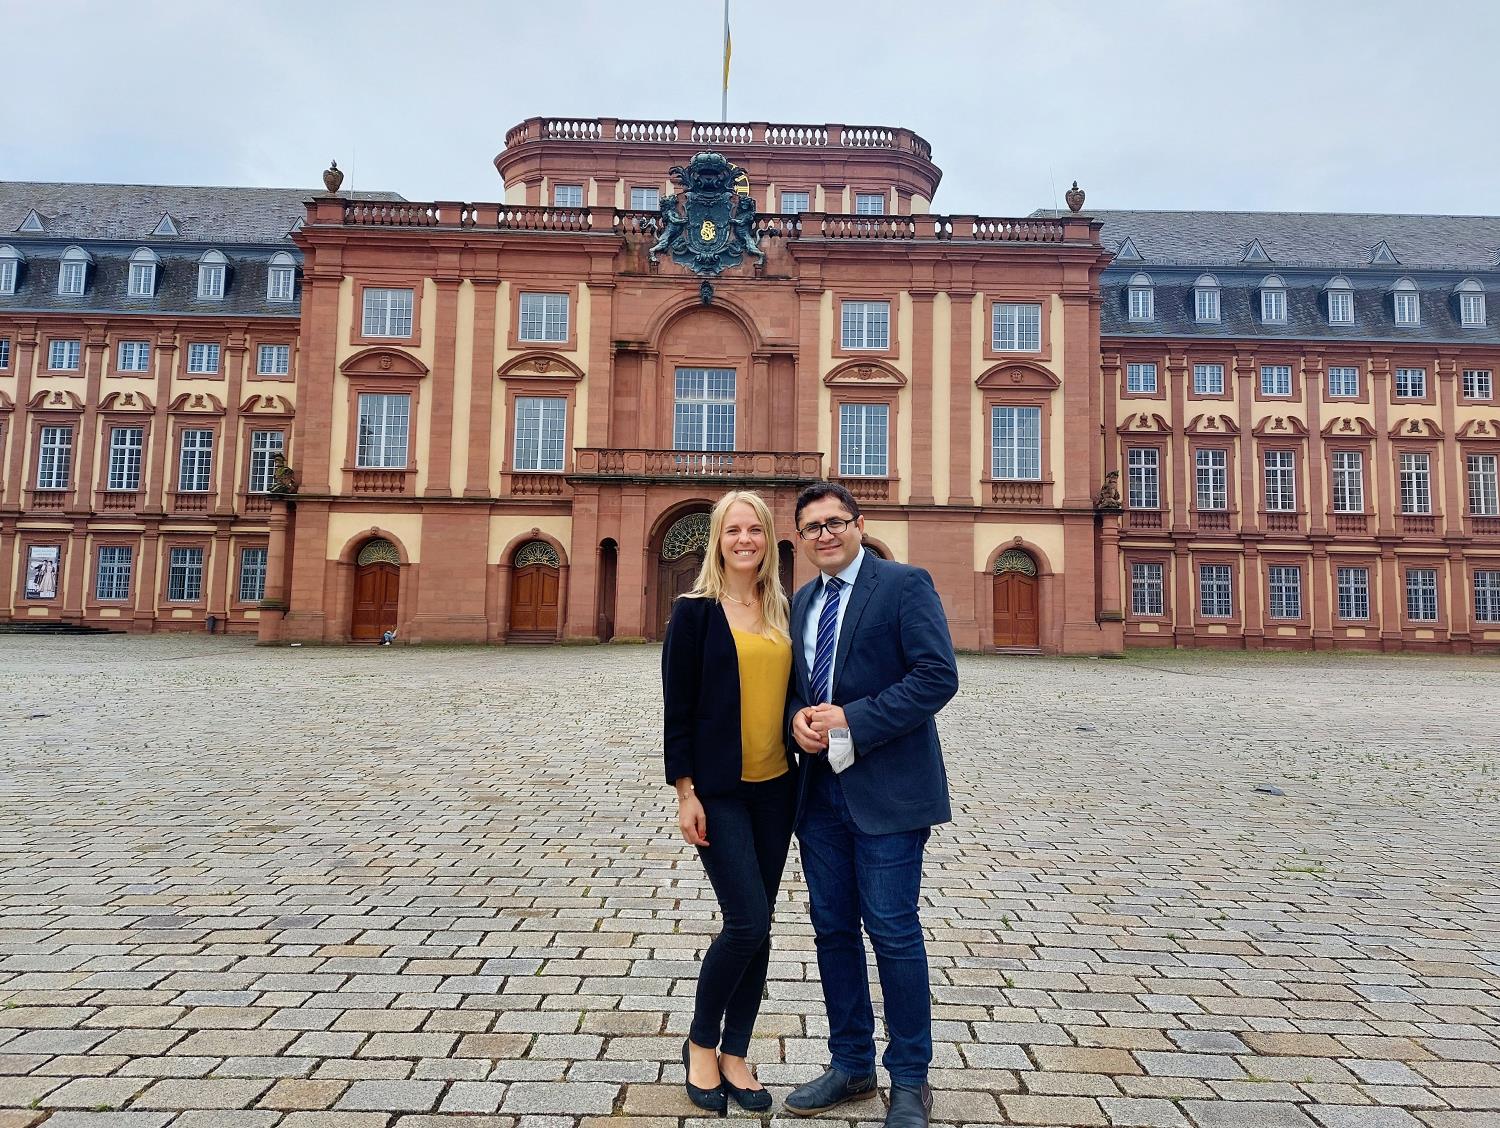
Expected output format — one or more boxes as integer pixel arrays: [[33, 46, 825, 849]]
[[784, 1066, 878, 1117], [883, 1083, 932, 1128], [681, 1039, 727, 1113], [722, 1074, 773, 1113]]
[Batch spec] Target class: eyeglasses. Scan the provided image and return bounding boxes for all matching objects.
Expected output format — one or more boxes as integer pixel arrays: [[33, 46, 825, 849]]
[[797, 516, 854, 541]]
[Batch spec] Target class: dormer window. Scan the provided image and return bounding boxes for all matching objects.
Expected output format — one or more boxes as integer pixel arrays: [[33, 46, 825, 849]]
[[267, 251, 296, 303], [197, 250, 227, 300], [128, 247, 160, 297], [1193, 274, 1220, 322], [0, 245, 21, 295], [1259, 275, 1287, 323], [1392, 278, 1420, 326], [58, 246, 91, 295], [1456, 279, 1486, 328], [1126, 273, 1154, 321], [1325, 276, 1354, 325]]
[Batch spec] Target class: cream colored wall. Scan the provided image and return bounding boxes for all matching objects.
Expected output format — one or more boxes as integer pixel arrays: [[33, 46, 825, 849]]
[[969, 298, 987, 500], [816, 292, 835, 459], [862, 519, 908, 562], [970, 293, 1068, 498], [504, 182, 526, 205], [489, 282, 510, 483], [929, 293, 951, 504], [911, 194, 931, 214], [488, 514, 573, 564], [575, 284, 592, 451], [449, 282, 476, 495], [327, 511, 424, 563], [972, 520, 1065, 572]]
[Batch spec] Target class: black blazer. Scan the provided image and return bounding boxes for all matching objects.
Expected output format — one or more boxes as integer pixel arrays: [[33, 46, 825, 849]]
[[661, 595, 797, 798]]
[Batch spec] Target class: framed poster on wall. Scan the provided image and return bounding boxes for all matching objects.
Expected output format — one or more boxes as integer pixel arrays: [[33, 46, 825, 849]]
[[25, 545, 60, 600]]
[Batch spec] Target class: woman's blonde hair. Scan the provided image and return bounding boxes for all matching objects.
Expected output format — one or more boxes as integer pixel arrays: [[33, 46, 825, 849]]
[[683, 490, 791, 641]]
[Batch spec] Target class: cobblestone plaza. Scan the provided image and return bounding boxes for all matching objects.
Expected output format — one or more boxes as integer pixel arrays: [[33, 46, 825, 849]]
[[1, 638, 1497, 1127]]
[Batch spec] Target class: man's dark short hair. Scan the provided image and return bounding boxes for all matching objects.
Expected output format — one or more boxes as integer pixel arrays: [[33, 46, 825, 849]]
[[794, 480, 862, 526]]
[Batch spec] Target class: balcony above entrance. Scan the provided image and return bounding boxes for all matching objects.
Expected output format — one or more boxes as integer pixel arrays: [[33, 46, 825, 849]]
[[571, 448, 823, 484]]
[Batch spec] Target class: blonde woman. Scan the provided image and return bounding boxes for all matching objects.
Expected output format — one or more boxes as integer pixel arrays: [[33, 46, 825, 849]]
[[662, 490, 797, 1114]]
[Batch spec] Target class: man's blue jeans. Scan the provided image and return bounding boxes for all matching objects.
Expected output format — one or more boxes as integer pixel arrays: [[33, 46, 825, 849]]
[[798, 765, 931, 1088]]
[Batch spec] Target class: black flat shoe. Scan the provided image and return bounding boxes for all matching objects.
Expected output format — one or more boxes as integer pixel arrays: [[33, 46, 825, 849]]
[[784, 1066, 878, 1117], [722, 1073, 773, 1113], [681, 1039, 728, 1113], [883, 1083, 932, 1128]]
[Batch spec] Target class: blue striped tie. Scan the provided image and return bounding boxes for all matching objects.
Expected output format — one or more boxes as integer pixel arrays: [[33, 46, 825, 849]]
[[810, 576, 845, 704]]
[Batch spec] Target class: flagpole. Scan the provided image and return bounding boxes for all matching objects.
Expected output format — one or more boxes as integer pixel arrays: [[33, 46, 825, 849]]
[[721, 0, 729, 123]]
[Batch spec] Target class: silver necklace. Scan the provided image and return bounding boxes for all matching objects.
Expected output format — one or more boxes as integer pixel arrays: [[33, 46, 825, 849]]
[[723, 591, 759, 607]]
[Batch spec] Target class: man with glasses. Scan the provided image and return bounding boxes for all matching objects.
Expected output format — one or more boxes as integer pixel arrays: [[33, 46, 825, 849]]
[[782, 482, 958, 1128]]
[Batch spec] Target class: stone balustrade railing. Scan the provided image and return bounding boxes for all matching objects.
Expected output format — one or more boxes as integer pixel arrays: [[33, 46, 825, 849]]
[[502, 118, 933, 162], [572, 448, 823, 481]]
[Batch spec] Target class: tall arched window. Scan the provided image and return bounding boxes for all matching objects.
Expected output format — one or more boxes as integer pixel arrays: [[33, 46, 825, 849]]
[[1392, 277, 1420, 326], [1259, 274, 1287, 324], [58, 245, 92, 295], [267, 251, 296, 303], [197, 249, 227, 300], [1324, 275, 1354, 325], [1126, 272, 1154, 322], [1455, 278, 1486, 328], [0, 244, 22, 295], [128, 247, 160, 297], [1193, 274, 1220, 322]]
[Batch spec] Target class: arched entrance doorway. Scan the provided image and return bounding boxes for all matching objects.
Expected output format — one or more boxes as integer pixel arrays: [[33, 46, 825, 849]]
[[655, 510, 710, 638], [777, 539, 794, 601], [352, 538, 401, 641], [597, 539, 618, 642], [509, 540, 561, 641], [992, 548, 1040, 650]]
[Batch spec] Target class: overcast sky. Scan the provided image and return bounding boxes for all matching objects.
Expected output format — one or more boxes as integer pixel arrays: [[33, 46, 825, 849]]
[[5, 0, 1498, 219]]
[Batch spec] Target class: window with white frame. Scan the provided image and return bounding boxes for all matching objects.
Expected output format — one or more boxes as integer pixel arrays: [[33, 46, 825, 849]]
[[673, 368, 736, 452], [1194, 276, 1220, 322], [1195, 449, 1227, 510], [0, 338, 10, 369], [0, 246, 18, 293], [361, 287, 414, 338], [1263, 450, 1296, 511], [1332, 451, 1365, 512], [553, 183, 583, 207], [37, 425, 73, 489], [257, 344, 291, 376], [854, 192, 885, 215], [990, 405, 1042, 480], [238, 547, 268, 603], [780, 190, 810, 214], [1468, 454, 1499, 516], [1337, 566, 1370, 620], [1405, 567, 1438, 621], [1327, 284, 1354, 325], [841, 300, 890, 350], [1126, 362, 1157, 394], [519, 292, 569, 342], [1474, 570, 1500, 623], [1127, 274, 1154, 321], [1198, 564, 1233, 617], [117, 340, 151, 373], [1193, 363, 1225, 395], [107, 427, 144, 491], [838, 403, 889, 477], [177, 429, 214, 492], [1260, 280, 1286, 323], [197, 250, 227, 299], [1127, 447, 1160, 509], [1131, 562, 1164, 616], [513, 396, 567, 472], [187, 343, 221, 374], [167, 547, 205, 601], [356, 393, 411, 468], [1462, 369, 1493, 400], [95, 546, 132, 601], [1392, 280, 1420, 326], [1394, 367, 1426, 398], [1268, 565, 1302, 619], [49, 339, 81, 370], [1399, 452, 1432, 514], [267, 253, 296, 302], [1458, 288, 1487, 327], [58, 247, 89, 295], [128, 249, 158, 296], [1260, 364, 1292, 396], [629, 186, 660, 210], [248, 430, 285, 493], [1327, 366, 1360, 398], [992, 302, 1042, 352]]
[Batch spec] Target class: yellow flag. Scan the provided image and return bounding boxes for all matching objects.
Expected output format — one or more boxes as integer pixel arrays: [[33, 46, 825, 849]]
[[722, 10, 731, 95]]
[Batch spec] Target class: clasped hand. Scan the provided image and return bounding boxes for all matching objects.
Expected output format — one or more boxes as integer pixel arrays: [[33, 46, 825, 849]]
[[792, 703, 848, 755]]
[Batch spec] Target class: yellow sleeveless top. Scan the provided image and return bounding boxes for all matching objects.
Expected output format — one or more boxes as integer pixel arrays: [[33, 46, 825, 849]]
[[731, 627, 793, 782]]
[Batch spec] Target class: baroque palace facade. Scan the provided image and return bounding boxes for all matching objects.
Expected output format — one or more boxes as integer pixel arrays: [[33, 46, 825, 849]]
[[1, 117, 1498, 653]]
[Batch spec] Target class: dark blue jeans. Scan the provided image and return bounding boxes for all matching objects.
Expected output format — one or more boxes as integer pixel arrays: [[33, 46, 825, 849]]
[[798, 765, 932, 1087]]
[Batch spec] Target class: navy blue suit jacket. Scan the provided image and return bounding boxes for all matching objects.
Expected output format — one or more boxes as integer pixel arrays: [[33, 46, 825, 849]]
[[788, 553, 959, 834]]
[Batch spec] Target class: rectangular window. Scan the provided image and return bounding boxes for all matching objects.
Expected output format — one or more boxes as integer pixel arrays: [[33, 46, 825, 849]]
[[238, 547, 268, 603], [257, 344, 291, 376], [1394, 291, 1420, 326], [107, 426, 144, 491], [128, 262, 156, 296], [356, 393, 411, 468], [992, 303, 1042, 352], [629, 186, 660, 210], [1467, 454, 1499, 516], [1399, 452, 1432, 514], [1460, 291, 1487, 327], [1463, 369, 1493, 400], [0, 338, 9, 369], [1195, 287, 1220, 322], [841, 300, 890, 350], [513, 396, 567, 472], [198, 263, 226, 299], [553, 183, 583, 207], [1128, 287, 1154, 321], [838, 403, 890, 477], [117, 340, 151, 372], [854, 192, 885, 215], [49, 339, 81, 370], [1193, 363, 1224, 395], [990, 405, 1042, 480], [95, 546, 133, 602], [248, 430, 285, 493], [1131, 562, 1164, 616], [519, 292, 569, 342], [0, 259, 15, 294], [1337, 566, 1370, 620], [1405, 567, 1438, 621], [361, 287, 414, 338], [178, 429, 215, 492], [59, 260, 86, 295], [1331, 451, 1365, 512], [167, 547, 205, 602], [1327, 365, 1360, 397], [1328, 289, 1354, 324], [1474, 570, 1500, 623], [1126, 362, 1158, 394], [1394, 367, 1426, 398], [1260, 364, 1292, 396], [1268, 565, 1303, 620], [267, 265, 295, 302], [673, 368, 736, 452], [1195, 449, 1227, 511], [37, 426, 73, 489], [186, 343, 221, 374], [1263, 450, 1296, 512], [1127, 447, 1160, 509], [1261, 289, 1285, 322], [780, 190, 810, 214], [1198, 564, 1233, 618]]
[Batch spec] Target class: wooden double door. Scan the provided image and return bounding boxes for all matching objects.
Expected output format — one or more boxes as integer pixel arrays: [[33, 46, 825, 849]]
[[992, 569, 1039, 649], [510, 563, 560, 639], [351, 562, 400, 641]]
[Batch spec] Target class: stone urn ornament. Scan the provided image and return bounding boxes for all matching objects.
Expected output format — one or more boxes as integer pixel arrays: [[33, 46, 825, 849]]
[[1065, 180, 1086, 213], [323, 160, 344, 194]]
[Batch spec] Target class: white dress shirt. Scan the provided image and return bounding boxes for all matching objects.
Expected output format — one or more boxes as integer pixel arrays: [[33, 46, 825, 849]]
[[802, 547, 866, 700]]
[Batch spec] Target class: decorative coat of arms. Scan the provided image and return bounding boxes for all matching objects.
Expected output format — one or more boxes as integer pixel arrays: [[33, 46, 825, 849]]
[[648, 152, 765, 302]]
